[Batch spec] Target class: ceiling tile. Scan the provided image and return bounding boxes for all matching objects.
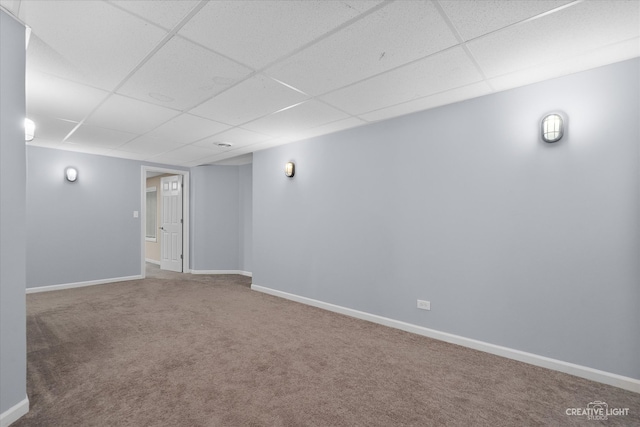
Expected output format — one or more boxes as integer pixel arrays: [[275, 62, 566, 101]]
[[439, 0, 572, 41], [118, 135, 184, 156], [20, 0, 168, 90], [488, 38, 640, 92], [179, 0, 384, 69], [240, 138, 295, 154], [187, 147, 239, 164], [57, 142, 110, 156], [467, 0, 640, 78], [320, 47, 483, 115], [66, 124, 137, 149], [102, 150, 151, 161], [174, 158, 204, 167], [359, 81, 493, 122], [118, 36, 252, 110], [0, 0, 20, 16], [27, 70, 109, 122], [109, 0, 199, 30], [191, 147, 259, 166], [192, 127, 271, 149], [17, 0, 640, 165], [242, 100, 350, 139], [148, 113, 230, 145], [198, 152, 246, 166], [189, 74, 309, 126], [26, 34, 89, 90], [26, 139, 64, 150], [266, 1, 458, 96], [211, 153, 254, 166], [28, 114, 78, 143], [297, 117, 368, 140], [85, 94, 180, 134], [149, 144, 221, 164]]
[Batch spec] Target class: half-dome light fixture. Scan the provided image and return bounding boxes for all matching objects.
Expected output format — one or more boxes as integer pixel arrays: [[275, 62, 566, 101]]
[[25, 118, 35, 141], [65, 167, 78, 182], [285, 162, 295, 178], [541, 113, 564, 143]]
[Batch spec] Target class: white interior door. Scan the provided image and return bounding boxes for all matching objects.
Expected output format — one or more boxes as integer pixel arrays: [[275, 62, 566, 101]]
[[160, 175, 183, 272]]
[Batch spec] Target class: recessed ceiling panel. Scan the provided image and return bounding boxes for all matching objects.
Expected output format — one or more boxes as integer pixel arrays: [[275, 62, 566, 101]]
[[179, 0, 385, 69], [16, 0, 640, 165], [148, 113, 230, 145], [19, 0, 167, 90], [359, 81, 493, 122], [467, 0, 640, 78], [66, 124, 137, 149], [266, 0, 458, 96], [27, 114, 79, 143], [109, 0, 200, 29], [197, 152, 245, 166], [320, 47, 482, 115], [57, 142, 109, 156], [189, 74, 309, 126], [297, 117, 368, 141], [27, 70, 109, 122], [212, 153, 254, 166], [193, 127, 271, 149], [0, 0, 20, 16], [239, 138, 295, 154], [26, 34, 91, 90], [242, 100, 349, 138], [85, 94, 180, 134], [118, 36, 252, 110], [25, 139, 64, 150], [149, 144, 220, 164], [439, 0, 572, 41], [118, 135, 184, 155], [488, 38, 640, 92], [103, 150, 150, 161]]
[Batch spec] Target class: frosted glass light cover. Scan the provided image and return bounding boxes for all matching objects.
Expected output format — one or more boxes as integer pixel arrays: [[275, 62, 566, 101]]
[[25, 118, 35, 141], [65, 167, 78, 182], [541, 113, 564, 143]]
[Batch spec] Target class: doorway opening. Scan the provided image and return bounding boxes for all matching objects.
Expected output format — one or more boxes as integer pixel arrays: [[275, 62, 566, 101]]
[[141, 166, 190, 278]]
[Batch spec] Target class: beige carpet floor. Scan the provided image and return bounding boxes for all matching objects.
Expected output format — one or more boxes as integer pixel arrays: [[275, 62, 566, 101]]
[[14, 265, 640, 426]]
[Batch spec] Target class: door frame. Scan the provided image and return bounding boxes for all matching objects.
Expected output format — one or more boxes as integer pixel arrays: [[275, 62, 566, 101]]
[[141, 166, 190, 277]]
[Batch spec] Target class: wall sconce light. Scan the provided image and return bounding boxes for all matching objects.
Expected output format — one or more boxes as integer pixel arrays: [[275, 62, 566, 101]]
[[65, 167, 78, 182], [285, 162, 295, 178], [541, 113, 564, 143], [24, 118, 35, 142]]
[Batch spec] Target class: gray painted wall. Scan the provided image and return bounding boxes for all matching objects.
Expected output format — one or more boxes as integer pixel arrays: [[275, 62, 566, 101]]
[[239, 164, 253, 272], [190, 165, 240, 271], [26, 147, 187, 287], [27, 147, 143, 287], [0, 10, 27, 415], [26, 146, 251, 284], [253, 59, 640, 379]]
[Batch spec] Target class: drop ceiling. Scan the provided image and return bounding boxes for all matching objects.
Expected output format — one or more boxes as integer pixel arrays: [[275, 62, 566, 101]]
[[1, 0, 638, 167]]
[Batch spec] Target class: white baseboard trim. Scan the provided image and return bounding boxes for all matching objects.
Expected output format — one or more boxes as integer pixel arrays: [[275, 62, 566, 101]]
[[251, 284, 640, 394], [191, 270, 252, 277], [145, 258, 161, 265], [0, 396, 29, 427], [26, 275, 143, 294]]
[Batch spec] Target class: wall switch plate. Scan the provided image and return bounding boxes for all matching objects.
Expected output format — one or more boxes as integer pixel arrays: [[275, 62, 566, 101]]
[[133, 211, 139, 218], [417, 300, 431, 310]]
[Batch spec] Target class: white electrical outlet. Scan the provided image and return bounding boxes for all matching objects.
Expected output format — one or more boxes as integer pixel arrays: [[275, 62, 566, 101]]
[[417, 300, 431, 310]]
